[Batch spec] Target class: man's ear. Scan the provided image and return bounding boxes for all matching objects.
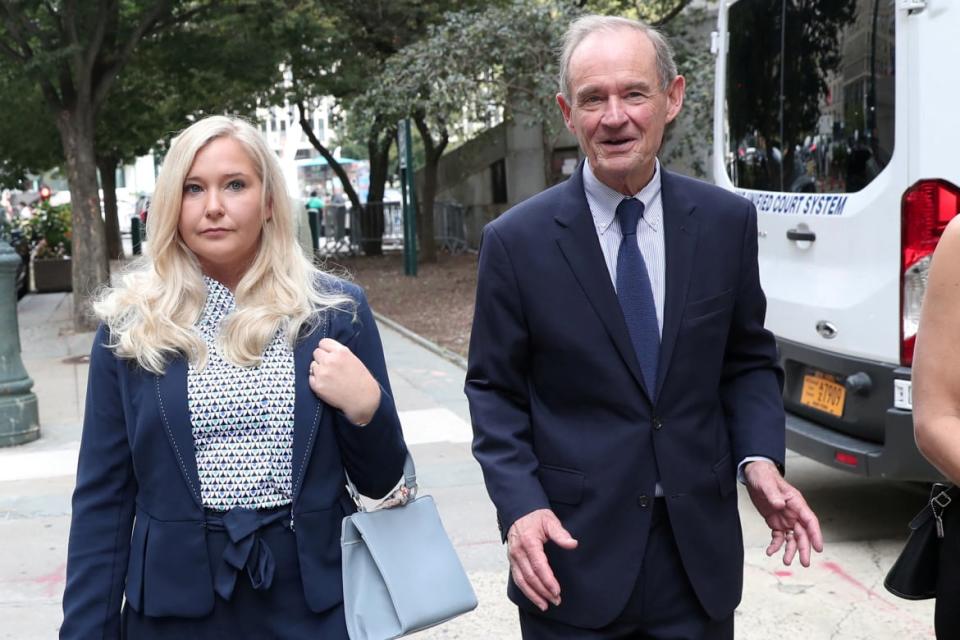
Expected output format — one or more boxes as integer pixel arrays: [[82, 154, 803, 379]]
[[664, 75, 686, 124], [556, 93, 576, 134]]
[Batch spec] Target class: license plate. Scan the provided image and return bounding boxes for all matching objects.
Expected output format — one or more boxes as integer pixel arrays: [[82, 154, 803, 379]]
[[800, 371, 846, 417]]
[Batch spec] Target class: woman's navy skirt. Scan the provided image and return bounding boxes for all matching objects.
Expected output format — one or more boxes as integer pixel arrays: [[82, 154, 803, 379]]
[[121, 505, 348, 639]]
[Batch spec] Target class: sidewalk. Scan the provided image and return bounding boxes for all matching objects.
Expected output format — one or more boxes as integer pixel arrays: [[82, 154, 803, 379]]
[[0, 292, 517, 639]]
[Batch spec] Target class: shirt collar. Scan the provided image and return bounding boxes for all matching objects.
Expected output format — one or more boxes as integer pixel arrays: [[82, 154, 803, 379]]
[[583, 158, 663, 235], [198, 275, 236, 329]]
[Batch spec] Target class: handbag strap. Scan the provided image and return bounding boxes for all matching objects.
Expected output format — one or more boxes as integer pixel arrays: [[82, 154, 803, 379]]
[[345, 453, 418, 513]]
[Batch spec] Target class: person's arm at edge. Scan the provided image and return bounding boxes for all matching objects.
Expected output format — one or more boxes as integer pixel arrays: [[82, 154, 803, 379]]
[[465, 225, 577, 610], [719, 201, 786, 469], [914, 216, 960, 483], [60, 325, 137, 639], [330, 285, 407, 500], [465, 224, 550, 536], [720, 201, 823, 566]]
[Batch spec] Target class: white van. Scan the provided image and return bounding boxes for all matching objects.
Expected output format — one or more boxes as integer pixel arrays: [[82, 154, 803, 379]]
[[711, 0, 960, 481]]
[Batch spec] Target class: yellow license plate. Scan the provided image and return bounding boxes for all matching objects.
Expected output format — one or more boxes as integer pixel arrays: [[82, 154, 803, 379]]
[[800, 372, 846, 417]]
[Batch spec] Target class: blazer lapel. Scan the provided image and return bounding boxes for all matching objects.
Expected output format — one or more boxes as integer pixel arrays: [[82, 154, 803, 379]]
[[554, 164, 651, 400], [155, 358, 203, 508], [656, 169, 700, 394], [291, 316, 327, 500]]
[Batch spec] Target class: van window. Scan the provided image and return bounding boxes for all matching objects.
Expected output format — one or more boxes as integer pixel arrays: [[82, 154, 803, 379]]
[[724, 0, 895, 193]]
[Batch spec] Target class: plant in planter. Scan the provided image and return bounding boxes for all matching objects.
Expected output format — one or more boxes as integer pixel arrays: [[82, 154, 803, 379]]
[[26, 201, 73, 293]]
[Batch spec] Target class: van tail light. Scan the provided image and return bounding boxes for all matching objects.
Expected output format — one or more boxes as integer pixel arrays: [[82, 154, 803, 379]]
[[901, 180, 960, 366]]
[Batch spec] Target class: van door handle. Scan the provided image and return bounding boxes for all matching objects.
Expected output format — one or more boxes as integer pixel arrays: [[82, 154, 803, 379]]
[[786, 228, 816, 242]]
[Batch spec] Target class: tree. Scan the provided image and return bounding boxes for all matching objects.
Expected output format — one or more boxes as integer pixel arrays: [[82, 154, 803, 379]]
[[271, 0, 488, 257], [353, 0, 575, 262], [0, 66, 62, 187], [0, 1, 198, 330], [352, 0, 716, 263], [95, 4, 283, 259]]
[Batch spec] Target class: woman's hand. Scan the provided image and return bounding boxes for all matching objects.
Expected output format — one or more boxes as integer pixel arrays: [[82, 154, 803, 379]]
[[308, 338, 381, 425]]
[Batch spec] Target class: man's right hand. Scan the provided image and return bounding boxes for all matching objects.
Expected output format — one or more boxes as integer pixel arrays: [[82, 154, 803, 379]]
[[506, 508, 579, 611]]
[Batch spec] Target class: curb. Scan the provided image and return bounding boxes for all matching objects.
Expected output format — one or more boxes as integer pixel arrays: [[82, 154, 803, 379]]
[[372, 311, 468, 371]]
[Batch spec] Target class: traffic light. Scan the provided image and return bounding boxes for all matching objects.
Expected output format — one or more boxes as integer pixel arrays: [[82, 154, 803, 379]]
[[39, 185, 52, 202]]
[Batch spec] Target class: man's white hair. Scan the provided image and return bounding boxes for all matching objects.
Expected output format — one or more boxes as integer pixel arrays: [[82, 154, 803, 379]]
[[558, 15, 678, 99]]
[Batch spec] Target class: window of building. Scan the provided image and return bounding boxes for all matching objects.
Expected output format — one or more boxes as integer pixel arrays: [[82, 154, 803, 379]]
[[491, 159, 507, 204], [724, 0, 895, 193]]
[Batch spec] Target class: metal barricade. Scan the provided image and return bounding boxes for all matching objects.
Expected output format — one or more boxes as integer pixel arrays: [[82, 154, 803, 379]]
[[316, 204, 352, 257], [313, 200, 468, 257], [434, 201, 468, 255]]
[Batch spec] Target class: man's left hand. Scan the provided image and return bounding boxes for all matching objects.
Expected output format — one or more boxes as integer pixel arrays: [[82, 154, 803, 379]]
[[744, 460, 824, 567]]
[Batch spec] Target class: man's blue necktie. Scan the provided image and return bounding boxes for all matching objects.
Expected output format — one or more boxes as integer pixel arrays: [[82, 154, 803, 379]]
[[615, 198, 660, 396]]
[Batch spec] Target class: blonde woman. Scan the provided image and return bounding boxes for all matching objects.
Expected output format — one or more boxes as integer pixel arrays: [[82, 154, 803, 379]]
[[59, 116, 407, 638]]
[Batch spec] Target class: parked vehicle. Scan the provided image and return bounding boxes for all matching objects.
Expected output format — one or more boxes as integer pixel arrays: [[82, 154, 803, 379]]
[[1, 225, 30, 300], [712, 0, 960, 481]]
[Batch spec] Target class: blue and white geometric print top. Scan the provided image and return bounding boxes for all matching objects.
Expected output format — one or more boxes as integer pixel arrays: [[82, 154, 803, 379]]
[[188, 277, 296, 511]]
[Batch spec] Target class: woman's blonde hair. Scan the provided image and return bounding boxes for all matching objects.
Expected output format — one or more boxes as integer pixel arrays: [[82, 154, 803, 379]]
[[95, 115, 354, 374]]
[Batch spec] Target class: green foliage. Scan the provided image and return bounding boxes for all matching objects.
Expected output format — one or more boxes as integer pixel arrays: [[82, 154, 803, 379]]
[[349, 0, 712, 175], [97, 3, 284, 164], [0, 66, 63, 186], [656, 5, 714, 175], [352, 0, 580, 159]]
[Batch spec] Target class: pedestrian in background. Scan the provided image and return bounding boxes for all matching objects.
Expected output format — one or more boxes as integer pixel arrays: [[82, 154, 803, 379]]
[[306, 188, 325, 249], [60, 115, 407, 639], [912, 215, 960, 639], [466, 15, 822, 639]]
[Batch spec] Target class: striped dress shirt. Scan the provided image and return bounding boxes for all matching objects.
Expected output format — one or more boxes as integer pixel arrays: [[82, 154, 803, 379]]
[[583, 158, 666, 335]]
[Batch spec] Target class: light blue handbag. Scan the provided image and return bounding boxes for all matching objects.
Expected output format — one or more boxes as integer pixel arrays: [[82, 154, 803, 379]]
[[341, 454, 478, 640]]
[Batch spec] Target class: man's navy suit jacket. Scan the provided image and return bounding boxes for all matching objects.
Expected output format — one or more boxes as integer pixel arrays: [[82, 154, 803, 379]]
[[60, 281, 407, 639], [466, 164, 786, 629]]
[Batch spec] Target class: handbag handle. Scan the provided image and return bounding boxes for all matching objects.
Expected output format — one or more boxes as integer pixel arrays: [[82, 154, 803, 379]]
[[345, 452, 418, 513]]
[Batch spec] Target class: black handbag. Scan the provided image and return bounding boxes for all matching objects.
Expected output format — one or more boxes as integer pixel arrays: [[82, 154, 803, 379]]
[[884, 483, 954, 600]]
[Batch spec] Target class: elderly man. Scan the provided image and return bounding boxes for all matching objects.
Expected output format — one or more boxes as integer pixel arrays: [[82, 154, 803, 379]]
[[465, 15, 823, 639]]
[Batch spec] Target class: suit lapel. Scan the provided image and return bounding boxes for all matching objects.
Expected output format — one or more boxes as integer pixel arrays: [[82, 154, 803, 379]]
[[554, 164, 651, 399], [291, 315, 327, 500], [155, 358, 203, 508], [657, 169, 700, 394]]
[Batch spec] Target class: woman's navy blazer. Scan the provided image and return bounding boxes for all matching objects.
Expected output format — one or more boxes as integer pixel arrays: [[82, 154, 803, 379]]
[[60, 281, 407, 638]]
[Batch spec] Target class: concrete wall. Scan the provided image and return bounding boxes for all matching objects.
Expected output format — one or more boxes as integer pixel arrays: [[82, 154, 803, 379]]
[[426, 124, 510, 249], [504, 114, 546, 204]]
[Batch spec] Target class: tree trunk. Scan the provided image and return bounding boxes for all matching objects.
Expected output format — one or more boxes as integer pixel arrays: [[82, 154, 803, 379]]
[[413, 114, 447, 264], [98, 154, 125, 260], [360, 122, 396, 256], [296, 102, 364, 210], [56, 108, 109, 331]]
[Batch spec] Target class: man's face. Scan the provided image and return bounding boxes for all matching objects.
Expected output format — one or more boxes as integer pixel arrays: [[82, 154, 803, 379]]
[[557, 28, 685, 195]]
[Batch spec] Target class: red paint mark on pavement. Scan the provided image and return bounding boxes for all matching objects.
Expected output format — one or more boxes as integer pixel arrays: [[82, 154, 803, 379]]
[[822, 561, 896, 610], [822, 561, 936, 635], [31, 562, 66, 597]]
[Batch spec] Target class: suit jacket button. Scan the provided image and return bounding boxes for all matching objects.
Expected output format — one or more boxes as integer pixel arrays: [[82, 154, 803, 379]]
[[652, 417, 663, 430], [638, 494, 650, 508]]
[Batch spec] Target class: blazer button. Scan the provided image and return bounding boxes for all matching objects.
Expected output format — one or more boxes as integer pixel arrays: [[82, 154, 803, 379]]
[[638, 494, 650, 508], [652, 417, 663, 430]]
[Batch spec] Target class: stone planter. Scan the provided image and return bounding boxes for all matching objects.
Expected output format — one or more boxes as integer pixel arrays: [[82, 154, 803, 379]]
[[33, 258, 72, 293]]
